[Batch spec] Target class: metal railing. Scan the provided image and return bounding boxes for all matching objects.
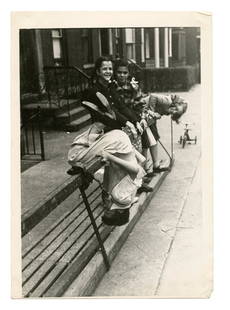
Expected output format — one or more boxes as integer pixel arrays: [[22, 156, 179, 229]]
[[21, 107, 45, 161], [43, 66, 91, 121]]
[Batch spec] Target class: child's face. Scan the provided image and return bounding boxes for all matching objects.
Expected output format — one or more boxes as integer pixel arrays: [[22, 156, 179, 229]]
[[97, 61, 113, 83], [116, 66, 129, 85]]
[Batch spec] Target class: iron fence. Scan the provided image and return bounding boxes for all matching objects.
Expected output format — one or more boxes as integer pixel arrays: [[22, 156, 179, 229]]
[[21, 107, 45, 161]]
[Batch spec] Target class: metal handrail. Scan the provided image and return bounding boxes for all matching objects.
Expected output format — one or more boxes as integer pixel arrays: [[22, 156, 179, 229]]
[[21, 109, 41, 130], [43, 65, 91, 123], [72, 66, 91, 79], [127, 58, 144, 71]]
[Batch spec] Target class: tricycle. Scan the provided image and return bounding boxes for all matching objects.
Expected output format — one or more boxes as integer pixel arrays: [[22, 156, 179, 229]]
[[179, 122, 197, 148]]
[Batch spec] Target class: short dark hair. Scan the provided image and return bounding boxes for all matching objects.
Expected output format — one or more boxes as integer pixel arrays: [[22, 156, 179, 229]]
[[92, 56, 113, 82], [94, 56, 113, 72], [114, 59, 129, 74]]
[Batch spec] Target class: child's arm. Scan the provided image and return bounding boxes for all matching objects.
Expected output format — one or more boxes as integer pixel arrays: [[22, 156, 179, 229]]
[[130, 77, 143, 102], [97, 150, 139, 175]]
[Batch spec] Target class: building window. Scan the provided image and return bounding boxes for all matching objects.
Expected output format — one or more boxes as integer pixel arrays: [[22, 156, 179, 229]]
[[125, 28, 134, 43], [51, 29, 63, 65], [125, 28, 135, 61], [115, 28, 122, 58]]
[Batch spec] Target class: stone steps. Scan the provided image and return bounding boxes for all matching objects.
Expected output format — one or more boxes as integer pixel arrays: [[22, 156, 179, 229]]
[[64, 114, 92, 132], [22, 98, 91, 133], [55, 106, 89, 128]]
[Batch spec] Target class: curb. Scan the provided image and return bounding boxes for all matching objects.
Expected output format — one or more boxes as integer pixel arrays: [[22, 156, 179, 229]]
[[62, 168, 170, 297]]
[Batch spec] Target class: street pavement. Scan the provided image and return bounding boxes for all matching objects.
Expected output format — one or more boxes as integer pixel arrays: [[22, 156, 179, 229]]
[[93, 84, 212, 297]]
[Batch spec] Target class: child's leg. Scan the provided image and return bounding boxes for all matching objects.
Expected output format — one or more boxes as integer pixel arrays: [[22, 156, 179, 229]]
[[134, 148, 146, 166], [103, 165, 110, 192], [141, 130, 149, 171], [142, 147, 149, 171], [149, 143, 159, 168]]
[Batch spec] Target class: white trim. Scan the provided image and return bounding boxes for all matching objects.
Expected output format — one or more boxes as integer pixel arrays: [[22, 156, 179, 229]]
[[169, 27, 172, 58], [108, 28, 113, 55], [141, 28, 145, 63], [164, 28, 169, 68], [145, 31, 150, 59], [154, 28, 160, 68]]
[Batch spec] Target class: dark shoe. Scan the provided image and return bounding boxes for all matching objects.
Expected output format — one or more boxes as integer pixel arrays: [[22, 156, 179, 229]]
[[146, 166, 169, 176], [142, 176, 152, 183], [67, 166, 83, 175], [137, 183, 153, 194], [145, 171, 156, 178], [102, 208, 129, 226], [153, 166, 169, 173]]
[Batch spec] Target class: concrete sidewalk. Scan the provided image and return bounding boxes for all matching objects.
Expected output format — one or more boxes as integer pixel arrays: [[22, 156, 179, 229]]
[[156, 159, 211, 297]]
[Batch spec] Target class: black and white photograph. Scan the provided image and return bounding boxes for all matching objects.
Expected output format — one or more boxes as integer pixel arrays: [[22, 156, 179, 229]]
[[11, 11, 212, 299]]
